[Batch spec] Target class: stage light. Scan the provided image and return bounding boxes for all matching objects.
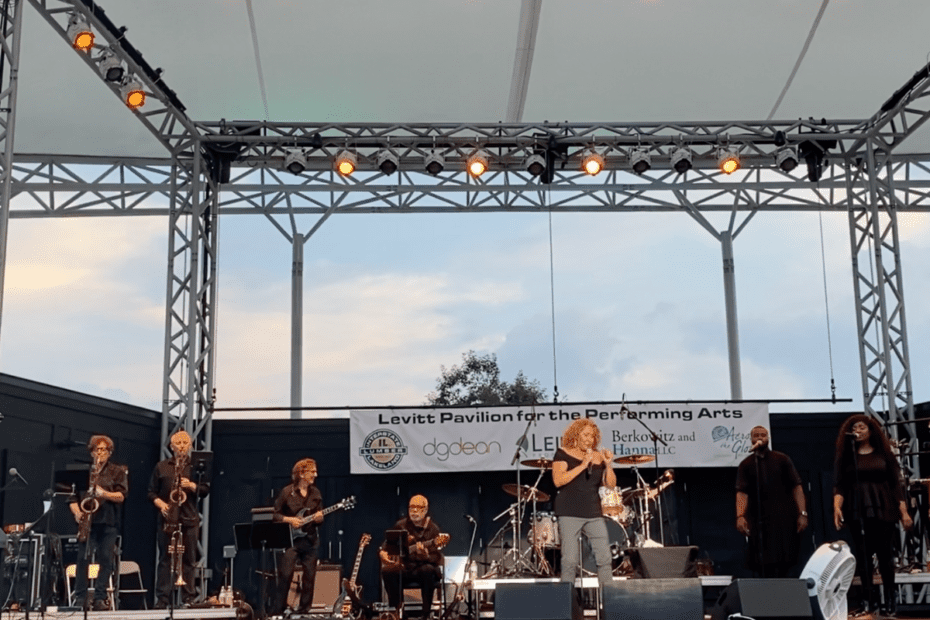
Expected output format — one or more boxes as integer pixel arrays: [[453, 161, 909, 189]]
[[524, 154, 546, 177], [717, 149, 741, 174], [120, 79, 145, 109], [377, 150, 399, 175], [284, 150, 307, 175], [98, 52, 124, 83], [775, 146, 798, 172], [67, 15, 94, 51], [425, 151, 445, 176], [629, 148, 651, 175], [336, 150, 357, 176], [467, 150, 489, 177], [671, 147, 692, 174], [581, 149, 604, 176]]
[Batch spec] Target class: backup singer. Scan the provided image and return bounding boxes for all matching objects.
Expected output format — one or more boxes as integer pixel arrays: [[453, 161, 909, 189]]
[[552, 419, 615, 587], [834, 414, 912, 617], [734, 426, 807, 577], [68, 435, 128, 611], [379, 495, 445, 620], [149, 430, 210, 608], [273, 458, 324, 616]]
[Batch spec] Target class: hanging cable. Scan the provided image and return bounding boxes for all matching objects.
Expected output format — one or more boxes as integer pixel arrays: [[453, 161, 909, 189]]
[[546, 188, 559, 402], [818, 211, 837, 403], [767, 0, 830, 120], [245, 0, 270, 120]]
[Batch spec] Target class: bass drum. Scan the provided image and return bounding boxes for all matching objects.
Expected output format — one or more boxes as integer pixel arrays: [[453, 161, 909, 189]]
[[528, 512, 560, 548]]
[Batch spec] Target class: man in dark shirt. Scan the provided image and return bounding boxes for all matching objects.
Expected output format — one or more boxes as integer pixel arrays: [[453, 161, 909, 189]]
[[273, 458, 324, 616], [379, 495, 446, 620], [735, 426, 808, 577], [68, 435, 128, 611], [148, 430, 210, 607]]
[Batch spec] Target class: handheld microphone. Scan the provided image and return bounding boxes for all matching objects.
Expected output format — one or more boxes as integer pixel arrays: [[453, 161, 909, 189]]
[[586, 449, 594, 475], [846, 432, 859, 437], [9, 468, 28, 485]]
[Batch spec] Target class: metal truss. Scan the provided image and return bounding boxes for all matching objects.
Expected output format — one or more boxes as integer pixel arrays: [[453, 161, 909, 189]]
[[0, 0, 23, 343], [24, 0, 198, 158], [8, 152, 930, 216]]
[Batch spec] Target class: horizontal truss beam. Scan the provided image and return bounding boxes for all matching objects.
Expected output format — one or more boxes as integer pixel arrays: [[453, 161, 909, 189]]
[[8, 154, 930, 218]]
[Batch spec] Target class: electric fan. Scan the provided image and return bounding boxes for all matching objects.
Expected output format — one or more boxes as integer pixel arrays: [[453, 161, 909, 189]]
[[799, 541, 856, 620]]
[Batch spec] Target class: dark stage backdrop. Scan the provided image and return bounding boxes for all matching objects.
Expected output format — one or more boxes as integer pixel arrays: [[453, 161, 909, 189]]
[[2, 374, 928, 610]]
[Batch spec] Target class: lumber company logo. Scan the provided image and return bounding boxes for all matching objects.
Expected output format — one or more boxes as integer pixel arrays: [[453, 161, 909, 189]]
[[359, 429, 408, 471]]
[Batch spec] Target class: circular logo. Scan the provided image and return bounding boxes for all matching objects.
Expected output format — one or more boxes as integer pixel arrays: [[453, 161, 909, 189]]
[[359, 429, 408, 471]]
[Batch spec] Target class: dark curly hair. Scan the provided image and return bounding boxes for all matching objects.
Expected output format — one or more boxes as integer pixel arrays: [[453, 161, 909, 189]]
[[834, 414, 896, 473]]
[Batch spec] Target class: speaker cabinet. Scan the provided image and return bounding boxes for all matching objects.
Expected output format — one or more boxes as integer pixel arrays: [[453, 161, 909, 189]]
[[710, 579, 812, 620], [0, 534, 44, 609], [628, 546, 698, 579], [495, 582, 573, 620], [286, 563, 342, 610], [603, 578, 704, 620]]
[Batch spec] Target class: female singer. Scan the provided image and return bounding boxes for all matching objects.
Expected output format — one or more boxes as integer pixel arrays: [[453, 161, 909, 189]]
[[552, 419, 615, 587], [833, 414, 911, 616]]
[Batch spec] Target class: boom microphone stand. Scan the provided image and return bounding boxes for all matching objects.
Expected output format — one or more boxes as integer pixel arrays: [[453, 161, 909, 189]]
[[622, 403, 668, 545]]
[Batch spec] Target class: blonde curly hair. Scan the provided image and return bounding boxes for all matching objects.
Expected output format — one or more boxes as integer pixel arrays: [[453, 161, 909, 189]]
[[561, 419, 601, 449]]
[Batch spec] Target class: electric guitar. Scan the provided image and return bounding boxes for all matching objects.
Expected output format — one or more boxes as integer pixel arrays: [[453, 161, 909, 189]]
[[381, 533, 450, 569], [290, 496, 357, 537], [338, 533, 371, 618]]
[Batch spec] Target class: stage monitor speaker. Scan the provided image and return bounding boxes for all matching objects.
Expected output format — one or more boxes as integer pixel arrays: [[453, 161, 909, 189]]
[[603, 578, 703, 620], [628, 546, 698, 578], [710, 579, 812, 620], [495, 582, 573, 620], [311, 563, 342, 609]]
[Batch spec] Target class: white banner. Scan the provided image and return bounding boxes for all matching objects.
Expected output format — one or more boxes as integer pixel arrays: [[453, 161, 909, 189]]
[[349, 403, 769, 474]]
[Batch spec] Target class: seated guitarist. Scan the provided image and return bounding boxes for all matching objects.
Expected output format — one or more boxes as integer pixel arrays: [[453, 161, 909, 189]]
[[379, 495, 445, 620], [273, 458, 324, 616]]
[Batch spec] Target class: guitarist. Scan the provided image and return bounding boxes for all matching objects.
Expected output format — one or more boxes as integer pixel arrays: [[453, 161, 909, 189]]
[[273, 458, 324, 616], [148, 430, 210, 608], [379, 495, 445, 620]]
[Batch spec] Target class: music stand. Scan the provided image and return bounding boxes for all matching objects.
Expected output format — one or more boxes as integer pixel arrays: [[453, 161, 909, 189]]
[[189, 452, 214, 484], [234, 522, 293, 619], [54, 468, 89, 498], [384, 530, 409, 617]]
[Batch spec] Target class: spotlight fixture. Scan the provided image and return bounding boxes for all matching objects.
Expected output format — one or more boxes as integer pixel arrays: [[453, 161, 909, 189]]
[[775, 146, 798, 172], [467, 150, 489, 177], [98, 51, 124, 83], [284, 150, 307, 175], [717, 148, 741, 175], [581, 149, 604, 176], [120, 79, 145, 109], [425, 151, 445, 176], [67, 15, 94, 51], [335, 150, 357, 176], [671, 147, 693, 174], [629, 148, 651, 175], [377, 150, 399, 175], [524, 153, 546, 177]]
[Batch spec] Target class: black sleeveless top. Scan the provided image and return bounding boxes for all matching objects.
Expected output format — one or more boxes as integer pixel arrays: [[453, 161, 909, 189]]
[[552, 447, 604, 518]]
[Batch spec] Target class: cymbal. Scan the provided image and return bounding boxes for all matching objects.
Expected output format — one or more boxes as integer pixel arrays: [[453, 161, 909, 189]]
[[521, 458, 554, 469], [502, 483, 550, 503], [614, 454, 656, 465]]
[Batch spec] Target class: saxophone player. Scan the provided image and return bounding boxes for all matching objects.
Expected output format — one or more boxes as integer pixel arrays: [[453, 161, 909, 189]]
[[148, 430, 210, 608], [68, 435, 128, 611]]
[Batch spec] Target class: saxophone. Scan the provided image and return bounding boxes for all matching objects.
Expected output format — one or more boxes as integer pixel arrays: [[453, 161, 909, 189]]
[[164, 452, 189, 531], [77, 460, 103, 542]]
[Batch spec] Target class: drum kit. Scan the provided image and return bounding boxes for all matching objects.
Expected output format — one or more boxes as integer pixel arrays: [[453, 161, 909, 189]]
[[482, 454, 675, 578]]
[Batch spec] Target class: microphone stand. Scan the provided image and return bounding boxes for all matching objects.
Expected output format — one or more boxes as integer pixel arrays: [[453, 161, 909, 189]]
[[624, 409, 668, 545], [442, 517, 480, 620], [509, 415, 534, 571], [849, 434, 869, 609], [751, 447, 765, 577]]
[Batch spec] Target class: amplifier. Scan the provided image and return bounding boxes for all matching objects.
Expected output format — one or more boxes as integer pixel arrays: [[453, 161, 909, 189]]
[[1, 533, 44, 609]]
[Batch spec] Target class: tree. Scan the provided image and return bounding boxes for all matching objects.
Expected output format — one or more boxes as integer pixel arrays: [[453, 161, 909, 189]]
[[426, 350, 548, 406]]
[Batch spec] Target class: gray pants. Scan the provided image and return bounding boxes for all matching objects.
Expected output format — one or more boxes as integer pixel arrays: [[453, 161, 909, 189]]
[[558, 516, 613, 587]]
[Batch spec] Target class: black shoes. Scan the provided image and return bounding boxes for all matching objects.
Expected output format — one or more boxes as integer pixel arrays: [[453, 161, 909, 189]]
[[91, 599, 110, 611]]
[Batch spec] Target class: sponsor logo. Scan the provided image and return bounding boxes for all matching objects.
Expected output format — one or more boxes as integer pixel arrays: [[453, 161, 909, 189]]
[[359, 429, 408, 470], [423, 438, 502, 462]]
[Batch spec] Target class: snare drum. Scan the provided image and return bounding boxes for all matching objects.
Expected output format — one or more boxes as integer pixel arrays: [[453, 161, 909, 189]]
[[528, 512, 560, 548]]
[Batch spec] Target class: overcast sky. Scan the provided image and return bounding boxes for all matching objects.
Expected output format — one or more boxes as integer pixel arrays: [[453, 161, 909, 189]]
[[3, 1, 930, 418]]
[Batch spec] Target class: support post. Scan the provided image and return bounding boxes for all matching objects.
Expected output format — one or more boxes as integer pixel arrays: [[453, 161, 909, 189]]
[[0, 0, 23, 346], [721, 231, 742, 400], [291, 235, 304, 419]]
